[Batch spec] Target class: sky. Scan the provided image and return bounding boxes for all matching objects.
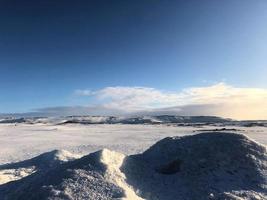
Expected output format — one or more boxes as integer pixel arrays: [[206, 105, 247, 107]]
[[0, 0, 267, 119]]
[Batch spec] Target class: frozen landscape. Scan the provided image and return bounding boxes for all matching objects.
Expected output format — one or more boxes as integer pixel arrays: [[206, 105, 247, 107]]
[[0, 116, 266, 199], [2, 0, 267, 199]]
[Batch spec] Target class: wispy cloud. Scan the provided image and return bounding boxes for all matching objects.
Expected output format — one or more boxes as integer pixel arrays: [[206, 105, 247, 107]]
[[95, 86, 183, 110], [34, 105, 125, 116], [73, 83, 267, 119], [74, 89, 93, 96]]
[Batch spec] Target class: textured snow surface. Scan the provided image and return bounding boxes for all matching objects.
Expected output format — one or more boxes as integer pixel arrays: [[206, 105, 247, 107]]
[[0, 123, 266, 165], [0, 132, 266, 200], [0, 150, 80, 185]]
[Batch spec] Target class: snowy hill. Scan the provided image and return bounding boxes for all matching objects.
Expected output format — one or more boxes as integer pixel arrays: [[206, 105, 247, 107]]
[[0, 132, 266, 200], [1, 115, 266, 127], [0, 115, 232, 125]]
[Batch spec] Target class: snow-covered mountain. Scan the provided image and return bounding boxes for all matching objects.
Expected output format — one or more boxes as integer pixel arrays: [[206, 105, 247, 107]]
[[1, 115, 266, 127], [0, 115, 231, 125]]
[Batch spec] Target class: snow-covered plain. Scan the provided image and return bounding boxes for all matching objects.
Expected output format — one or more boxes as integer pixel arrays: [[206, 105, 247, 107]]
[[0, 123, 266, 165], [0, 123, 266, 199]]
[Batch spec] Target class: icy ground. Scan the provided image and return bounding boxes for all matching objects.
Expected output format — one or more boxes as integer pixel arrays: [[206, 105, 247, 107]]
[[0, 132, 266, 200], [0, 124, 266, 165]]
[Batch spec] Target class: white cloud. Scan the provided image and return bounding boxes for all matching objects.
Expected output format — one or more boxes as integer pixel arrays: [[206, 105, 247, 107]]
[[74, 89, 93, 96], [74, 83, 267, 120], [95, 87, 183, 110]]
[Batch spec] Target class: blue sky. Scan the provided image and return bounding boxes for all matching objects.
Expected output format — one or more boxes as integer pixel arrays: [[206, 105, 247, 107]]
[[0, 0, 267, 119]]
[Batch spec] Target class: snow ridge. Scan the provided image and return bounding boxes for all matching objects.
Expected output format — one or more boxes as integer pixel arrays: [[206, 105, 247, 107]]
[[99, 149, 144, 200]]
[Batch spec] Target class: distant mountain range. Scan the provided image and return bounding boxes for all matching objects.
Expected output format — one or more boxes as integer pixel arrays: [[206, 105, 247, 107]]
[[0, 115, 266, 127]]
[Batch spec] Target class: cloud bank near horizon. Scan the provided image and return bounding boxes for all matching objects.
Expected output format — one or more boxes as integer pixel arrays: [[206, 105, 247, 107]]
[[3, 83, 267, 120], [72, 83, 267, 120]]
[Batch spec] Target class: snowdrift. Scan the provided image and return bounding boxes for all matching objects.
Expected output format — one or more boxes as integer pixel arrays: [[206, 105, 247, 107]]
[[0, 132, 266, 200], [0, 150, 80, 185]]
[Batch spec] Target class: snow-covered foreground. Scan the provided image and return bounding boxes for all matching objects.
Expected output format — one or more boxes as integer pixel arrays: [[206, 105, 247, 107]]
[[0, 124, 266, 165], [0, 124, 196, 164], [0, 124, 267, 199], [0, 132, 266, 200]]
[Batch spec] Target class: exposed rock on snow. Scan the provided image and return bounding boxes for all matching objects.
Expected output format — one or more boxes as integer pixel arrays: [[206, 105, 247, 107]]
[[0, 132, 266, 200]]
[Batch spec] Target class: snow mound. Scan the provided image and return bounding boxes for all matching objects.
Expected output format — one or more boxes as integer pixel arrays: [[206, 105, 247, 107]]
[[0, 149, 136, 200], [123, 132, 267, 200], [0, 132, 266, 200], [0, 150, 80, 185]]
